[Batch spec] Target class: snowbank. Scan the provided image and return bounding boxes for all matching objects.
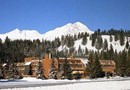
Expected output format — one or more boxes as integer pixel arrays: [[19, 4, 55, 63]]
[[1, 80, 130, 90]]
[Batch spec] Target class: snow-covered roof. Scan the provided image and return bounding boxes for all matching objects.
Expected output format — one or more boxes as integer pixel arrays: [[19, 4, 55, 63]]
[[80, 58, 89, 65], [58, 57, 89, 65], [3, 63, 7, 66], [31, 60, 40, 62], [25, 62, 31, 65]]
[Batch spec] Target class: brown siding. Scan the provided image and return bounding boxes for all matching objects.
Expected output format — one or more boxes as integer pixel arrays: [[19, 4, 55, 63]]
[[24, 57, 38, 62], [42, 55, 51, 79], [99, 60, 116, 73]]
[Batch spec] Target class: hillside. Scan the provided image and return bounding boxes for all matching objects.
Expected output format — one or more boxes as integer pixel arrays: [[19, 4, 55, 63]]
[[0, 22, 129, 53]]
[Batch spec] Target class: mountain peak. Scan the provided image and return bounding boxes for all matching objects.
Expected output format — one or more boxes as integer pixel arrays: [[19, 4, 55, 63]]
[[73, 22, 87, 28], [0, 22, 93, 41], [7, 28, 21, 34], [42, 22, 93, 40], [72, 22, 93, 33], [65, 23, 72, 26], [73, 22, 84, 25]]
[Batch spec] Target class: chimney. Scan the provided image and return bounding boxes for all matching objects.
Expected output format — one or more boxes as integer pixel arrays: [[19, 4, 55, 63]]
[[45, 53, 52, 59], [49, 53, 52, 59]]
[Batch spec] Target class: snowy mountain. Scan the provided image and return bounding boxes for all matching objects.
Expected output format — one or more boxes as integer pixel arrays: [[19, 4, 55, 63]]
[[42, 22, 93, 40], [0, 22, 93, 41], [0, 22, 129, 53], [0, 28, 42, 41]]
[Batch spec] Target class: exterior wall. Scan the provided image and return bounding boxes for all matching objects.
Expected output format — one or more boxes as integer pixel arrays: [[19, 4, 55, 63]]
[[24, 57, 40, 77], [16, 62, 25, 76], [24, 57, 38, 62], [57, 58, 86, 79], [31, 61, 38, 77], [42, 54, 51, 79], [1, 55, 87, 79], [23, 54, 55, 78], [99, 60, 116, 75]]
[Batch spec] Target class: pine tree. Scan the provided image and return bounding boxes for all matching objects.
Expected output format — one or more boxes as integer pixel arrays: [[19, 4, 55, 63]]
[[126, 56, 130, 76], [110, 35, 113, 42], [85, 47, 89, 56], [126, 64, 130, 76], [69, 47, 75, 56], [95, 35, 103, 50], [49, 58, 57, 79], [91, 34, 96, 47], [125, 40, 129, 49], [0, 64, 4, 79], [114, 34, 119, 41], [61, 35, 65, 46], [7, 63, 14, 79], [36, 60, 44, 79], [66, 36, 74, 48], [119, 50, 127, 77], [62, 56, 72, 80], [119, 29, 125, 46], [108, 44, 114, 60], [103, 39, 108, 50], [74, 34, 77, 40], [100, 50, 108, 60], [82, 35, 87, 45], [78, 33, 81, 39], [87, 52, 94, 78], [87, 52, 104, 79], [92, 53, 104, 78], [78, 45, 83, 57]]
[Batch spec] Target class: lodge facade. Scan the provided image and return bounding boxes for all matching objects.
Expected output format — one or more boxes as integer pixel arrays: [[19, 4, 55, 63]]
[[99, 60, 116, 76], [22, 54, 87, 79], [0, 54, 116, 79]]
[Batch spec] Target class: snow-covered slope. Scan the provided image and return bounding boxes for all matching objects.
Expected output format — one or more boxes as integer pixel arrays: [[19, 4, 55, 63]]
[[72, 35, 127, 53], [0, 28, 42, 41], [42, 22, 93, 40], [0, 22, 129, 53], [0, 22, 93, 41]]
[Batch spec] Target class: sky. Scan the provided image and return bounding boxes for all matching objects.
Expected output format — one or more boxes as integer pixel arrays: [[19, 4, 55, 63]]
[[0, 0, 130, 34]]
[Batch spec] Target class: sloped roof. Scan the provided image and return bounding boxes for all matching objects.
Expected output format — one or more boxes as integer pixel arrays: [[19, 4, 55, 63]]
[[99, 60, 115, 65], [25, 62, 31, 65], [57, 58, 88, 65]]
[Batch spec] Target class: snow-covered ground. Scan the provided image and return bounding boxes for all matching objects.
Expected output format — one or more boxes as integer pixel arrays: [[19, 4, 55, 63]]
[[2, 80, 130, 90], [1, 77, 130, 90]]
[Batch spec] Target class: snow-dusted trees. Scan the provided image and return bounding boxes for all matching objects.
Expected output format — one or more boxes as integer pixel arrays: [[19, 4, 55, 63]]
[[108, 44, 114, 60], [82, 35, 87, 45], [49, 58, 57, 79], [78, 45, 83, 57], [114, 34, 119, 41], [103, 39, 108, 50], [95, 35, 103, 50], [87, 52, 104, 79], [62, 57, 72, 79], [36, 60, 44, 79], [87, 52, 94, 78], [119, 30, 125, 46], [110, 35, 113, 42], [91, 34, 96, 47], [66, 35, 74, 48], [82, 32, 89, 45], [125, 40, 129, 49], [93, 53, 104, 78]]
